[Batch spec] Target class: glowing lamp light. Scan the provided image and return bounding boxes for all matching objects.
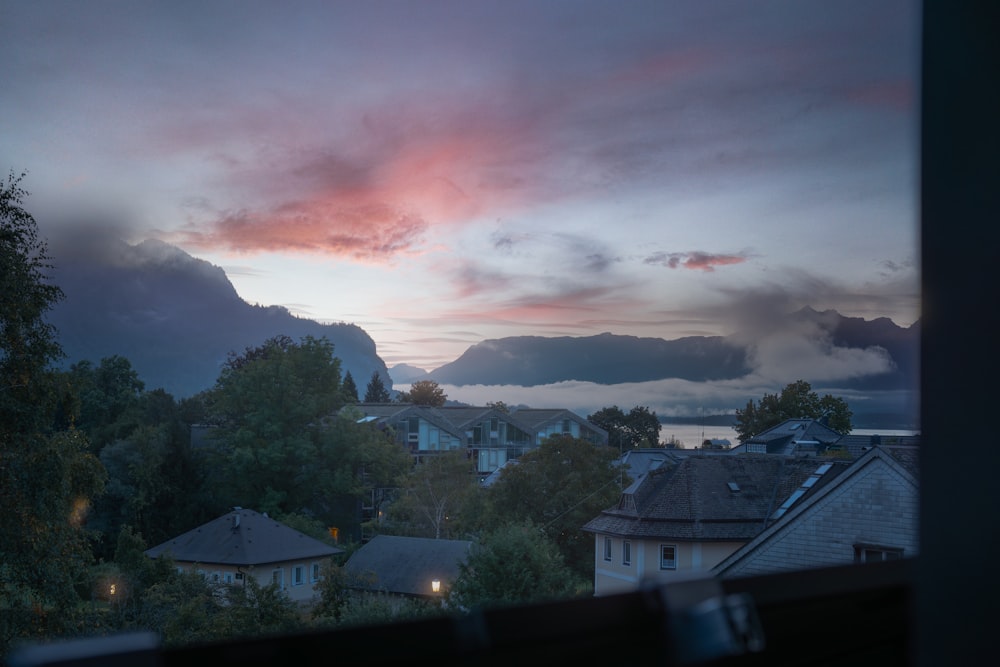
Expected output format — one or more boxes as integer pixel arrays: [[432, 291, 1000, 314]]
[[109, 583, 117, 596], [431, 579, 441, 593]]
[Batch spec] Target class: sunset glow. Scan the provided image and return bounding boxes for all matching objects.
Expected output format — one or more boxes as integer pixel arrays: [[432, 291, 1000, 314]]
[[4, 1, 919, 375]]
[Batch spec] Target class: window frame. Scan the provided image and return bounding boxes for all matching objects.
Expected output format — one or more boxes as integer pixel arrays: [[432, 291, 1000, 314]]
[[659, 544, 677, 570], [603, 537, 613, 562], [854, 544, 903, 563], [622, 540, 632, 566]]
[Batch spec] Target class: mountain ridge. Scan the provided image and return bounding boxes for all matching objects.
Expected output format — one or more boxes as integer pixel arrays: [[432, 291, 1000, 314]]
[[43, 238, 918, 426]]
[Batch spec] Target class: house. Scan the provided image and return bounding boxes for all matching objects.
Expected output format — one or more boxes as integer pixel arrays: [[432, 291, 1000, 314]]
[[738, 418, 843, 455], [144, 507, 343, 603], [343, 534, 472, 598], [711, 445, 919, 578], [347, 403, 608, 475], [581, 454, 852, 596]]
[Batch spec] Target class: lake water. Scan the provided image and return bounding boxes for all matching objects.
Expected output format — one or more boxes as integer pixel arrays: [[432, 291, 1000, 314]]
[[659, 423, 919, 449]]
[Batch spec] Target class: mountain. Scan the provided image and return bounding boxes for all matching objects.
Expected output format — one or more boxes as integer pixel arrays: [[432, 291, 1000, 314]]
[[428, 333, 750, 386], [429, 308, 918, 392], [388, 364, 431, 384], [45, 238, 392, 399]]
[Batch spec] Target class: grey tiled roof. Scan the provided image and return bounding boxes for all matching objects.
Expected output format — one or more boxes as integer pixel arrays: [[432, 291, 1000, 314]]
[[833, 433, 921, 460], [583, 455, 850, 541], [745, 419, 843, 454], [344, 535, 473, 596], [347, 403, 607, 444], [145, 508, 342, 566]]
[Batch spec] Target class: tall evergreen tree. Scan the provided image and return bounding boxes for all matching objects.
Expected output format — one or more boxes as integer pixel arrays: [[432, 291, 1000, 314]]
[[342, 370, 359, 403], [363, 371, 391, 403]]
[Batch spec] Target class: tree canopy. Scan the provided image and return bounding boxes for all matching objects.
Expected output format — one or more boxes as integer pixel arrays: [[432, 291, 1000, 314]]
[[587, 405, 663, 449], [396, 379, 446, 406], [734, 379, 853, 442], [387, 449, 479, 539], [0, 172, 107, 654], [484, 435, 624, 581], [447, 522, 583, 611]]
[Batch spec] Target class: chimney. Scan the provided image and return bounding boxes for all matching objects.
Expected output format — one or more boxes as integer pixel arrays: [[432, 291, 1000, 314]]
[[232, 507, 242, 530]]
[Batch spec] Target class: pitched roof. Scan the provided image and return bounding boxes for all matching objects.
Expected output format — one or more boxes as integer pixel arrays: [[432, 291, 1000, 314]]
[[582, 455, 850, 541], [833, 433, 921, 460], [344, 535, 472, 596], [711, 446, 919, 576], [145, 508, 342, 566], [746, 419, 843, 454]]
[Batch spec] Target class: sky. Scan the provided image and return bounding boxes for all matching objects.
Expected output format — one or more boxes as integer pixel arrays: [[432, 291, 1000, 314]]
[[3, 1, 920, 417]]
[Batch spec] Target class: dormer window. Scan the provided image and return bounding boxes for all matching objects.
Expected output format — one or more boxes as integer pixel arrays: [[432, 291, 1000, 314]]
[[854, 544, 903, 563]]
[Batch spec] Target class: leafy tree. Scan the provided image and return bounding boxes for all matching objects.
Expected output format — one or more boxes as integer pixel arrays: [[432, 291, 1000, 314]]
[[486, 401, 511, 413], [342, 370, 359, 403], [388, 449, 478, 539], [202, 335, 346, 516], [396, 379, 446, 406], [734, 379, 853, 442], [588, 405, 662, 450], [587, 406, 627, 449], [447, 522, 583, 611], [313, 411, 412, 540], [67, 355, 145, 453], [484, 435, 624, 582], [363, 371, 391, 403], [0, 172, 107, 656], [623, 405, 662, 447]]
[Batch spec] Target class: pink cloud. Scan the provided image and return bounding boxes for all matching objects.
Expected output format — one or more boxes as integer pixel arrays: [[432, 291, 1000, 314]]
[[180, 199, 427, 261], [645, 251, 749, 272], [177, 100, 558, 260]]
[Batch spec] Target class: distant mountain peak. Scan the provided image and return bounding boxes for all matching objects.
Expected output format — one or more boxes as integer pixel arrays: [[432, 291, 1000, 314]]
[[47, 238, 391, 398]]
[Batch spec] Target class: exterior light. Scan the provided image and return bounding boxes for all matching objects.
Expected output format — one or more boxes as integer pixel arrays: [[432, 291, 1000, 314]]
[[431, 579, 441, 593], [109, 583, 116, 596]]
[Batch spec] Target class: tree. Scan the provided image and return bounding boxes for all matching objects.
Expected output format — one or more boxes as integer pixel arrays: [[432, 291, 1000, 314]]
[[342, 370, 359, 403], [388, 449, 478, 539], [67, 355, 146, 452], [484, 435, 624, 582], [446, 522, 583, 611], [0, 172, 107, 656], [202, 335, 346, 516], [734, 379, 853, 443], [396, 379, 446, 406], [588, 405, 663, 449], [363, 371, 391, 403]]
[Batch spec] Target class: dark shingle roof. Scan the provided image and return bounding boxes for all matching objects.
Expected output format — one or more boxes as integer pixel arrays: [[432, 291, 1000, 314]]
[[344, 535, 472, 596], [583, 455, 849, 541], [145, 508, 342, 566], [746, 419, 843, 454]]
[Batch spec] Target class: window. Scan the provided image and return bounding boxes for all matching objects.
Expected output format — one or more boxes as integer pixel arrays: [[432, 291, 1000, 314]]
[[854, 544, 903, 563], [293, 565, 305, 586], [224, 572, 234, 584], [272, 568, 284, 590], [311, 562, 321, 582], [604, 537, 612, 561], [660, 545, 677, 570], [622, 541, 632, 566]]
